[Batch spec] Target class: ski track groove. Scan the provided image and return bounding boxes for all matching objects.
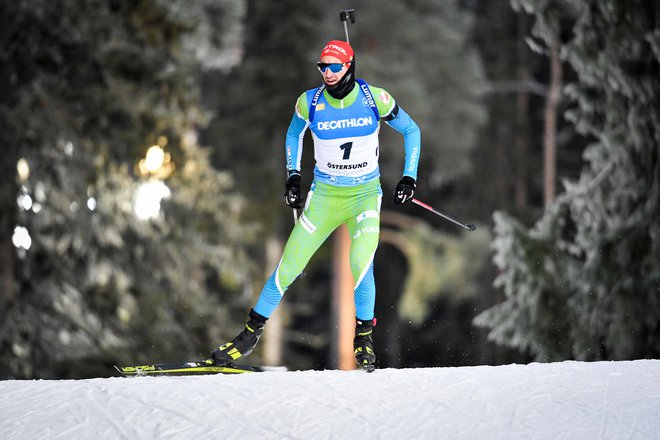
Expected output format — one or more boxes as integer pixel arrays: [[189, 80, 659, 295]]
[[47, 399, 91, 440], [271, 371, 376, 439], [597, 373, 612, 439], [87, 381, 145, 440], [200, 374, 299, 440], [116, 389, 208, 438]]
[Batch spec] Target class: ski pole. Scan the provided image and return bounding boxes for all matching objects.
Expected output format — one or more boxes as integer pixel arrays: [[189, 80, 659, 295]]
[[339, 9, 355, 43], [412, 198, 477, 231]]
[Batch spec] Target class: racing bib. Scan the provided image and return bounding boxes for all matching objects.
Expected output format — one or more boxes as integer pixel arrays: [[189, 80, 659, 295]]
[[309, 84, 380, 179]]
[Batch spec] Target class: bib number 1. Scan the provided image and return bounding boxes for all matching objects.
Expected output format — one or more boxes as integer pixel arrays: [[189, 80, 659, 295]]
[[339, 142, 353, 160]]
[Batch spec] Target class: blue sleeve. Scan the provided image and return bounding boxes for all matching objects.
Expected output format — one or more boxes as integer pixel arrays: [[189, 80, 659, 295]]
[[385, 106, 421, 180], [285, 113, 309, 175]]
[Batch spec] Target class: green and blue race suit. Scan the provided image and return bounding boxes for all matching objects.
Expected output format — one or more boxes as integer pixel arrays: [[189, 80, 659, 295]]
[[254, 79, 421, 320]]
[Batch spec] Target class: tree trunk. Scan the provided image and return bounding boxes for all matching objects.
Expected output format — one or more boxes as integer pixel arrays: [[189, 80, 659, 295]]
[[262, 236, 284, 366], [0, 159, 17, 324], [514, 12, 530, 213], [543, 37, 562, 207], [331, 225, 355, 370]]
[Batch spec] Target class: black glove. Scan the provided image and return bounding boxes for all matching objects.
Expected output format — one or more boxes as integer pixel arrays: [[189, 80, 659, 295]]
[[394, 176, 416, 205], [284, 173, 304, 208]]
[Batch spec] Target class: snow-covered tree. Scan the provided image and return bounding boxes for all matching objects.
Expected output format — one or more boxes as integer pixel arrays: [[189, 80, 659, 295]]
[[476, 0, 660, 361]]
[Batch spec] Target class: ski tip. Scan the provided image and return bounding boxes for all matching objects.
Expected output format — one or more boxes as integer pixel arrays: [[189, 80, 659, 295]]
[[114, 364, 159, 375], [114, 365, 140, 375], [114, 365, 134, 375]]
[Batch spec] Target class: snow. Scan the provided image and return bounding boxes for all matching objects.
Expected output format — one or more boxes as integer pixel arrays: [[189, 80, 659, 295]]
[[1, 360, 659, 439]]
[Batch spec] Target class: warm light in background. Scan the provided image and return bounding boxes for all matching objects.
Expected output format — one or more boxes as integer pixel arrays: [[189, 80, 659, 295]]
[[133, 181, 171, 220], [12, 226, 32, 250], [143, 145, 165, 173], [87, 197, 97, 211], [17, 192, 33, 211], [17, 158, 30, 181], [133, 141, 175, 220], [137, 144, 175, 179]]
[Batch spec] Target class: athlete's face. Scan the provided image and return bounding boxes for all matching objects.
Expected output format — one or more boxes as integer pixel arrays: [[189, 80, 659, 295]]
[[319, 55, 349, 87]]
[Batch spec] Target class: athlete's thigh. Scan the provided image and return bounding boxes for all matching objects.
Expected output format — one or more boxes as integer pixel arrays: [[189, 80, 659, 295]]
[[278, 185, 340, 286], [345, 188, 382, 281]]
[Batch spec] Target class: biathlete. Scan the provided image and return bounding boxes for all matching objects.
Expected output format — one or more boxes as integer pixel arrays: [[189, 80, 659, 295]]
[[210, 39, 421, 371]]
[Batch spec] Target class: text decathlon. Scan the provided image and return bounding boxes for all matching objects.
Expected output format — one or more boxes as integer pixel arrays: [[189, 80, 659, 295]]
[[317, 117, 373, 131]]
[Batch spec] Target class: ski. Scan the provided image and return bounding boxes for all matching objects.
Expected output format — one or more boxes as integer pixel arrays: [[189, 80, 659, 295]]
[[115, 359, 267, 376]]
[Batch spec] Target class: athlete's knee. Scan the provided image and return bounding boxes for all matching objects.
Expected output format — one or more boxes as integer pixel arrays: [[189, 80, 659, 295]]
[[353, 261, 375, 292], [274, 257, 305, 289]]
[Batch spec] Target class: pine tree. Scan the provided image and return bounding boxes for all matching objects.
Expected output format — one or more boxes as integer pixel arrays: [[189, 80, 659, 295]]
[[0, 0, 257, 378], [476, 0, 660, 361]]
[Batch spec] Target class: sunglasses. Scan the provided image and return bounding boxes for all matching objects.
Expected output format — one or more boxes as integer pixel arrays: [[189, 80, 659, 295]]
[[317, 62, 347, 73]]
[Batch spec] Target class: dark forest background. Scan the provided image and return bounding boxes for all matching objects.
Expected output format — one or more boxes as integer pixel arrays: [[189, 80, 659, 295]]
[[0, 0, 657, 378]]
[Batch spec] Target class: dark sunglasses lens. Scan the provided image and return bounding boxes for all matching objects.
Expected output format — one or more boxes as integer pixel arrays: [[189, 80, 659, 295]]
[[317, 63, 343, 73]]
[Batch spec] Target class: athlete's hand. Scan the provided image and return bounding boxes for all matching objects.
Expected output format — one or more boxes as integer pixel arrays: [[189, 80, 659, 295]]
[[284, 173, 304, 208], [394, 176, 416, 205]]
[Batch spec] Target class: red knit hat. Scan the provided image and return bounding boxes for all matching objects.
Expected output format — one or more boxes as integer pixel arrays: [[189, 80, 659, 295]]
[[320, 40, 354, 64]]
